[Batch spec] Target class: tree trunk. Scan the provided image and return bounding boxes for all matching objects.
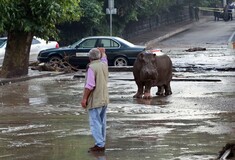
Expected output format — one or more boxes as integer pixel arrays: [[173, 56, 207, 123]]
[[0, 32, 33, 78]]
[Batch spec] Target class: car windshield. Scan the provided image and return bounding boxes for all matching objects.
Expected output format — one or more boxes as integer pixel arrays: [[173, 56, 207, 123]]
[[0, 39, 7, 48], [69, 39, 83, 48]]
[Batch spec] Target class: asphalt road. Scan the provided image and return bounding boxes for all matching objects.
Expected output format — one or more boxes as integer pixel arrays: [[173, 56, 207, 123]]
[[157, 17, 235, 49], [0, 16, 235, 160]]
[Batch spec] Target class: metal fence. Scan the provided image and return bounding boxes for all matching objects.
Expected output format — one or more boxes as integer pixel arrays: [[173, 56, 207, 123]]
[[123, 7, 190, 39]]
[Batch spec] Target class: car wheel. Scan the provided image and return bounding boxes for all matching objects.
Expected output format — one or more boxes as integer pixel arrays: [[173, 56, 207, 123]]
[[49, 56, 62, 63], [113, 57, 128, 66], [49, 56, 66, 69]]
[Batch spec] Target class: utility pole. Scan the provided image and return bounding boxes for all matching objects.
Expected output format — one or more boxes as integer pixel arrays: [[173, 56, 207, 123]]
[[106, 0, 117, 36]]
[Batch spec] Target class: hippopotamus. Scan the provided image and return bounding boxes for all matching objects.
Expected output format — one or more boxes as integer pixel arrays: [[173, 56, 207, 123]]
[[133, 50, 172, 99]]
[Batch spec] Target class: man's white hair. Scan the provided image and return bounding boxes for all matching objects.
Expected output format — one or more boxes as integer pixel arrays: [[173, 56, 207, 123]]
[[89, 48, 101, 60]]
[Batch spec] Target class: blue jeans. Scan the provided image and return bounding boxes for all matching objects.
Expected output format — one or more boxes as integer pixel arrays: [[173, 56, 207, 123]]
[[88, 106, 107, 147]]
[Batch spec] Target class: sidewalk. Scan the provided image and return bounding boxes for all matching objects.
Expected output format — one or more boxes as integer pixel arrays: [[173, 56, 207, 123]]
[[128, 17, 209, 48], [128, 20, 192, 45]]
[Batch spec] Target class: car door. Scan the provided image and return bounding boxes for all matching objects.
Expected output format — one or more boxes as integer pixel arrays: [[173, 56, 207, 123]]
[[99, 38, 125, 65], [30, 38, 43, 55], [69, 38, 98, 68], [100, 38, 120, 53]]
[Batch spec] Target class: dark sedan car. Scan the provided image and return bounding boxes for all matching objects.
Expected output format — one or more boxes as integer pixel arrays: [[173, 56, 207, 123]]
[[37, 36, 146, 68]]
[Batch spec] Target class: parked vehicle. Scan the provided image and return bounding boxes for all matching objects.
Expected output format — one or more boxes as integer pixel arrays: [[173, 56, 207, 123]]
[[0, 37, 7, 47], [0, 37, 7, 61], [37, 36, 146, 68], [0, 37, 59, 62]]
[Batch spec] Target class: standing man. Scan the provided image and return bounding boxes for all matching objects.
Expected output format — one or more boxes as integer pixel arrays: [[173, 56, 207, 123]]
[[189, 5, 194, 21], [194, 6, 200, 21], [81, 47, 109, 152]]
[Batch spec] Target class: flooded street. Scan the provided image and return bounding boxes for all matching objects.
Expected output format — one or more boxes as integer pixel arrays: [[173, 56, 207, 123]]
[[1, 18, 235, 160], [0, 57, 235, 160]]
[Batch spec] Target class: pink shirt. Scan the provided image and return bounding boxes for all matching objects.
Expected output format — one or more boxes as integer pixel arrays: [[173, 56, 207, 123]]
[[85, 57, 108, 90]]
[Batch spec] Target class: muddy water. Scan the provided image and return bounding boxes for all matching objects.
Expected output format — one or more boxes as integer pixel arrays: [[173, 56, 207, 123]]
[[0, 69, 235, 160]]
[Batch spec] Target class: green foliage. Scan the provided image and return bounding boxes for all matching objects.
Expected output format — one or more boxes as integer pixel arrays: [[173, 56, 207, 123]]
[[110, 0, 179, 36], [57, 0, 194, 43], [56, 0, 106, 45], [79, 0, 105, 34], [113, 0, 177, 22], [0, 0, 81, 40], [201, 0, 222, 7], [80, 0, 104, 26], [183, 0, 222, 7], [136, 0, 178, 17]]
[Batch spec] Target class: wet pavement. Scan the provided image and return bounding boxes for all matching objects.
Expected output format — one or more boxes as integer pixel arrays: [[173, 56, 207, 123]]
[[0, 17, 235, 160], [0, 69, 234, 160]]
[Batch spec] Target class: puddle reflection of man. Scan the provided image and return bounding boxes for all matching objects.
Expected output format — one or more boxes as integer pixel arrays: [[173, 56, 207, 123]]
[[90, 151, 107, 160], [81, 47, 109, 152]]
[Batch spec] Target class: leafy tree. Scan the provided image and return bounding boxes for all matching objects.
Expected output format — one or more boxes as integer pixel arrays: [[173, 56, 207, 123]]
[[0, 0, 81, 78], [57, 0, 105, 45], [80, 0, 105, 35], [183, 0, 222, 7], [136, 0, 177, 17], [111, 0, 178, 35], [57, 0, 189, 45]]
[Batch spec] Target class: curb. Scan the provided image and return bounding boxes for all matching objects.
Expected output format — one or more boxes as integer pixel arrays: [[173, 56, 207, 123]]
[[0, 72, 65, 86], [145, 17, 209, 48], [145, 23, 193, 47]]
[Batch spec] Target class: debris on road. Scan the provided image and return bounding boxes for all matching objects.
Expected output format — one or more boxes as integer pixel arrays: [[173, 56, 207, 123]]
[[185, 47, 206, 52], [30, 61, 79, 73]]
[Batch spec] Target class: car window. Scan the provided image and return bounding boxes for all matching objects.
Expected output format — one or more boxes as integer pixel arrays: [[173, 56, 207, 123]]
[[0, 39, 7, 48], [115, 37, 135, 47], [80, 39, 96, 48], [100, 39, 119, 48], [69, 39, 83, 48], [32, 38, 40, 45]]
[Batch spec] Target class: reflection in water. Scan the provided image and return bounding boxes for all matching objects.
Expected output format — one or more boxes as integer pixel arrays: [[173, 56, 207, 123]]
[[90, 151, 107, 160], [0, 83, 29, 107], [134, 96, 170, 106], [0, 80, 48, 107], [29, 85, 48, 105], [135, 98, 152, 105]]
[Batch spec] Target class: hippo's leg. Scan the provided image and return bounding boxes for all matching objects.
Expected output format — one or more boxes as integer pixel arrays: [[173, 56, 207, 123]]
[[133, 81, 144, 98], [156, 86, 164, 95], [164, 83, 172, 95], [143, 82, 152, 99]]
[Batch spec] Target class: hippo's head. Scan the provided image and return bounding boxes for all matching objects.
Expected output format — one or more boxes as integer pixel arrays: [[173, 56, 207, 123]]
[[136, 51, 158, 82]]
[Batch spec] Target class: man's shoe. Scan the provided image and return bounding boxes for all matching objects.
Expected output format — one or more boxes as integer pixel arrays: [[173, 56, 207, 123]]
[[88, 145, 105, 152]]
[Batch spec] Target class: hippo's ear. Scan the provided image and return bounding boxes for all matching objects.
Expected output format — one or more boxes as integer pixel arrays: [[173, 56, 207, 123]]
[[152, 53, 157, 61], [138, 52, 144, 61]]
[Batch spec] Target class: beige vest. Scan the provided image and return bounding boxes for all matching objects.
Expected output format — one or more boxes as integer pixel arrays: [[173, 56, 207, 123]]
[[86, 60, 109, 109]]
